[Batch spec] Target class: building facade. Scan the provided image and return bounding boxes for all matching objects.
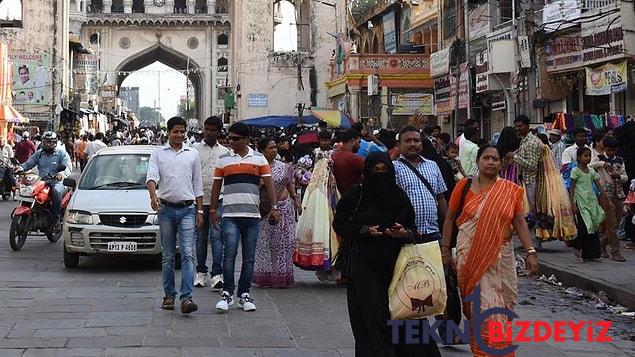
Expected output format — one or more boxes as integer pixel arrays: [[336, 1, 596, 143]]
[[69, 0, 230, 122], [229, 0, 336, 121], [0, 0, 71, 135]]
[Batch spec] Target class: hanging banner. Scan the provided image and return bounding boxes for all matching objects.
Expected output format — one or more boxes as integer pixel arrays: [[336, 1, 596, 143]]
[[585, 60, 628, 96], [542, 0, 581, 33], [73, 54, 99, 95], [449, 63, 469, 110], [9, 52, 51, 105], [434, 76, 451, 115], [392, 93, 434, 116], [581, 12, 626, 67], [383, 11, 397, 54]]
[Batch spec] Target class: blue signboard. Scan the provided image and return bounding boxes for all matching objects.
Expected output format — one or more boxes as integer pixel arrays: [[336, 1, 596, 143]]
[[383, 11, 397, 54], [248, 93, 268, 107]]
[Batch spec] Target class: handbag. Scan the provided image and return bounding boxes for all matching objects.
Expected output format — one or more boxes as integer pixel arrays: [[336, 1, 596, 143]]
[[388, 240, 447, 320], [332, 185, 364, 278]]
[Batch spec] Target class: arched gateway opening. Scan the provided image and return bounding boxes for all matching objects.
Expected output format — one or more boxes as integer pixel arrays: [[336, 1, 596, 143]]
[[115, 44, 203, 121]]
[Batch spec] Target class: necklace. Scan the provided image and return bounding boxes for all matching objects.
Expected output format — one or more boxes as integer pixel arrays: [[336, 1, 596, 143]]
[[477, 176, 495, 193]]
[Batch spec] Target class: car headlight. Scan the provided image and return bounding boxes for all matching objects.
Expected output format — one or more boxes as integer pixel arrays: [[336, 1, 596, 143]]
[[66, 210, 93, 225]]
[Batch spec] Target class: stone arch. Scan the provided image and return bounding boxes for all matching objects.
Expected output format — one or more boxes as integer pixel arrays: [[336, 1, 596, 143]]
[[372, 34, 379, 53], [115, 44, 204, 120]]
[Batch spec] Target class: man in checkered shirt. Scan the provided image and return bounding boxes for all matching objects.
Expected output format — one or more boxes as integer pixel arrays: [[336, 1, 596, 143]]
[[393, 126, 448, 240]]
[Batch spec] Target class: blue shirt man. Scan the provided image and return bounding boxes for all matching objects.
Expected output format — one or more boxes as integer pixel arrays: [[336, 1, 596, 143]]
[[20, 136, 72, 226]]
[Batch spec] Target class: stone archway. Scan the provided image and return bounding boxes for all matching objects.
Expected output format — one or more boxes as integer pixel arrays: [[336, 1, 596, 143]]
[[115, 44, 204, 121]]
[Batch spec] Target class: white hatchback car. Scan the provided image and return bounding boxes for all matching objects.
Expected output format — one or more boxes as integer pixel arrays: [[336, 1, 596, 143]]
[[62, 145, 161, 268]]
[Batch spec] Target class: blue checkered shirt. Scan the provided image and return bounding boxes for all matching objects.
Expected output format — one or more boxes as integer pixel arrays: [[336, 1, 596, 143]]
[[394, 156, 447, 234]]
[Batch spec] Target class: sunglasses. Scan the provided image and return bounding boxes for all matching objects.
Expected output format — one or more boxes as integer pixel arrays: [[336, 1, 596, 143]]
[[228, 135, 245, 141]]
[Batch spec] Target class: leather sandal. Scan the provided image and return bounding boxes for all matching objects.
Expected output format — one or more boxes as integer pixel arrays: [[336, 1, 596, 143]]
[[162, 296, 175, 310], [181, 298, 198, 314]]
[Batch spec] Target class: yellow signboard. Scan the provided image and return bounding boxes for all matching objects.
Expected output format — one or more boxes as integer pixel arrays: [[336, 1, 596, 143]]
[[585, 60, 628, 96]]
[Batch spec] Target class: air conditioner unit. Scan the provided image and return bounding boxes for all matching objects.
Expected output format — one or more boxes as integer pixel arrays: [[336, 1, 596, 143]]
[[367, 74, 379, 96]]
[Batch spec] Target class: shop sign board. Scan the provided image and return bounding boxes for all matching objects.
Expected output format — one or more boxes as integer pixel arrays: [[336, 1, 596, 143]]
[[475, 49, 489, 93], [430, 48, 450, 78], [518, 36, 531, 68], [449, 63, 469, 110], [468, 4, 489, 41], [585, 60, 628, 96], [434, 76, 451, 115], [383, 11, 397, 54], [544, 30, 583, 73], [74, 54, 99, 95], [491, 92, 506, 111], [392, 93, 434, 115], [581, 12, 626, 67]]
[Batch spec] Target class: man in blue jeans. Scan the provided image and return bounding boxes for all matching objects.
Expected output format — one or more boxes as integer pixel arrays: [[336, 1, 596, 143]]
[[147, 116, 204, 314], [193, 116, 229, 290], [210, 123, 279, 312]]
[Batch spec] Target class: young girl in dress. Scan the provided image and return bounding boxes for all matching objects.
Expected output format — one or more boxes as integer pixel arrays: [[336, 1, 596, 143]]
[[569, 147, 607, 261]]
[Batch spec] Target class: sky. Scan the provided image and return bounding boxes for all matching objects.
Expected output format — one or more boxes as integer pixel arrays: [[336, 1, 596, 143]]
[[0, 0, 21, 20], [120, 62, 187, 119]]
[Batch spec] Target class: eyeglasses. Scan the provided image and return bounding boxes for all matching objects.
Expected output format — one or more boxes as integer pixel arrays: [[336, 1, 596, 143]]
[[228, 136, 244, 141]]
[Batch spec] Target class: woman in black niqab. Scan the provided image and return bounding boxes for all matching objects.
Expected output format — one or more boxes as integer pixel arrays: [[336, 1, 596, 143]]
[[333, 152, 441, 357]]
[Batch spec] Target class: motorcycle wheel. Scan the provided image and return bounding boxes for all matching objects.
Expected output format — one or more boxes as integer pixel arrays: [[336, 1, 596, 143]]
[[9, 215, 28, 251], [46, 227, 62, 243]]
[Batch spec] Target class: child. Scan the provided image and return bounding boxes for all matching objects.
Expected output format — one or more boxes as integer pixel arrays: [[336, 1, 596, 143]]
[[445, 143, 467, 182], [569, 147, 606, 261]]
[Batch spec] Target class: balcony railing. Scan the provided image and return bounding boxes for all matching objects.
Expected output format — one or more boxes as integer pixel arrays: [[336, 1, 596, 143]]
[[584, 0, 618, 10], [132, 7, 145, 13], [111, 5, 124, 13], [195, 6, 207, 14], [174, 6, 188, 14]]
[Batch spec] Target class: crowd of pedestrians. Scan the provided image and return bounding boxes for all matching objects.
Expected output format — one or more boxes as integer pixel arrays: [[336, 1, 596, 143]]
[[1, 113, 634, 357]]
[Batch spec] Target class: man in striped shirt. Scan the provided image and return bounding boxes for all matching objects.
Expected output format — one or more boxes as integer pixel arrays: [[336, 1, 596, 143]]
[[210, 122, 279, 312]]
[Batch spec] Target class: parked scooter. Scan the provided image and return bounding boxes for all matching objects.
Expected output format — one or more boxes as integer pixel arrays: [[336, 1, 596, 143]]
[[9, 164, 73, 251]]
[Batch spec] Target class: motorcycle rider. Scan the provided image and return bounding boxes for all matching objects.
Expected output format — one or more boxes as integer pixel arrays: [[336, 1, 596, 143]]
[[14, 132, 71, 230]]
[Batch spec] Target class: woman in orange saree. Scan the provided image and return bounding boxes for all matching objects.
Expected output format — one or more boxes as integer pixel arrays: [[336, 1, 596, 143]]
[[442, 145, 539, 357]]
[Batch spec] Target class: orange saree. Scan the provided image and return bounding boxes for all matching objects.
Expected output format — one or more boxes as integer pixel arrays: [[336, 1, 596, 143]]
[[454, 178, 524, 357]]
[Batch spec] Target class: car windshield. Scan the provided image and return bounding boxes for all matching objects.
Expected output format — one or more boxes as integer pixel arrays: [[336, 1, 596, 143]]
[[79, 154, 150, 190]]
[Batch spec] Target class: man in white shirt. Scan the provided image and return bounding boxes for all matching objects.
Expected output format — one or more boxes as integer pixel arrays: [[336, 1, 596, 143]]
[[561, 128, 589, 167], [455, 119, 479, 148], [84, 132, 107, 160], [146, 116, 204, 314], [192, 116, 229, 290]]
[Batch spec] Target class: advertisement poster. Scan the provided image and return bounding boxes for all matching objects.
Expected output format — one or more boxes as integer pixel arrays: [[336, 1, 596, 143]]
[[74, 54, 99, 94], [430, 48, 450, 78], [10, 52, 51, 105], [392, 93, 434, 116], [585, 60, 627, 96], [468, 4, 489, 41]]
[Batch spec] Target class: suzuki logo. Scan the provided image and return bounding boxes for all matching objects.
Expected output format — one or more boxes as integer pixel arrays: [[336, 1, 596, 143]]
[[119, 216, 127, 224]]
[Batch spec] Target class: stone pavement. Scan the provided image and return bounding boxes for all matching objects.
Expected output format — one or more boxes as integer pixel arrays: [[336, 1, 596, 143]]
[[517, 239, 635, 309], [0, 201, 633, 356]]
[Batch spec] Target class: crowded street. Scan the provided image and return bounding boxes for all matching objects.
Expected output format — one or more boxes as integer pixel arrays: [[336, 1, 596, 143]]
[[0, 200, 632, 356]]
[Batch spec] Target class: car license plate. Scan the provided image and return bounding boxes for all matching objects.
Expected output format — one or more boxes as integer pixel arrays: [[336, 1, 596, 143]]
[[107, 241, 137, 252]]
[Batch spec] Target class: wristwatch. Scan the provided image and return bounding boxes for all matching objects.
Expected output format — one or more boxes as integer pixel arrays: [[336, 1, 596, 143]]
[[197, 210, 204, 215], [271, 204, 279, 210]]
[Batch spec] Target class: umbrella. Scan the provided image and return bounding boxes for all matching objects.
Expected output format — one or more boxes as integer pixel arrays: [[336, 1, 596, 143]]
[[0, 43, 27, 124], [297, 131, 318, 145], [310, 109, 353, 128], [241, 115, 319, 128]]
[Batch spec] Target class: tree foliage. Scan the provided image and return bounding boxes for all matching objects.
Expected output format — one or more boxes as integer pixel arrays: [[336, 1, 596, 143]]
[[139, 106, 164, 127]]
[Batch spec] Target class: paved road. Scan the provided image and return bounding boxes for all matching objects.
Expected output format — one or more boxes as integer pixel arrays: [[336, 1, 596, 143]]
[[0, 200, 632, 356]]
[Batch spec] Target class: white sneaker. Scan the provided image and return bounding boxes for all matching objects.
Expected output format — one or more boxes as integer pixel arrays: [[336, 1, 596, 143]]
[[239, 293, 256, 312], [216, 291, 234, 311], [194, 272, 207, 287], [210, 274, 224, 291]]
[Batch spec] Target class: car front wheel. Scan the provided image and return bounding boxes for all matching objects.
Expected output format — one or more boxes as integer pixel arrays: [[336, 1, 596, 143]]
[[63, 245, 80, 268]]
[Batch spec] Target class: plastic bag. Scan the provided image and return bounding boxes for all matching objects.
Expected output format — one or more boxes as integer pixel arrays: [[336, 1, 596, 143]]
[[388, 241, 447, 320]]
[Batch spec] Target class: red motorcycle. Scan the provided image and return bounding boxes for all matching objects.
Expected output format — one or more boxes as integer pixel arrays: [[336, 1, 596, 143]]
[[9, 165, 73, 251]]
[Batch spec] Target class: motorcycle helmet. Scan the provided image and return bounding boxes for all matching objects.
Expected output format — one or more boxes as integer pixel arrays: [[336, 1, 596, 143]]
[[41, 131, 58, 152]]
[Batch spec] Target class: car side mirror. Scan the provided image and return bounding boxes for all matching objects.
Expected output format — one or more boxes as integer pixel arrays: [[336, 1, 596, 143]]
[[63, 177, 76, 189]]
